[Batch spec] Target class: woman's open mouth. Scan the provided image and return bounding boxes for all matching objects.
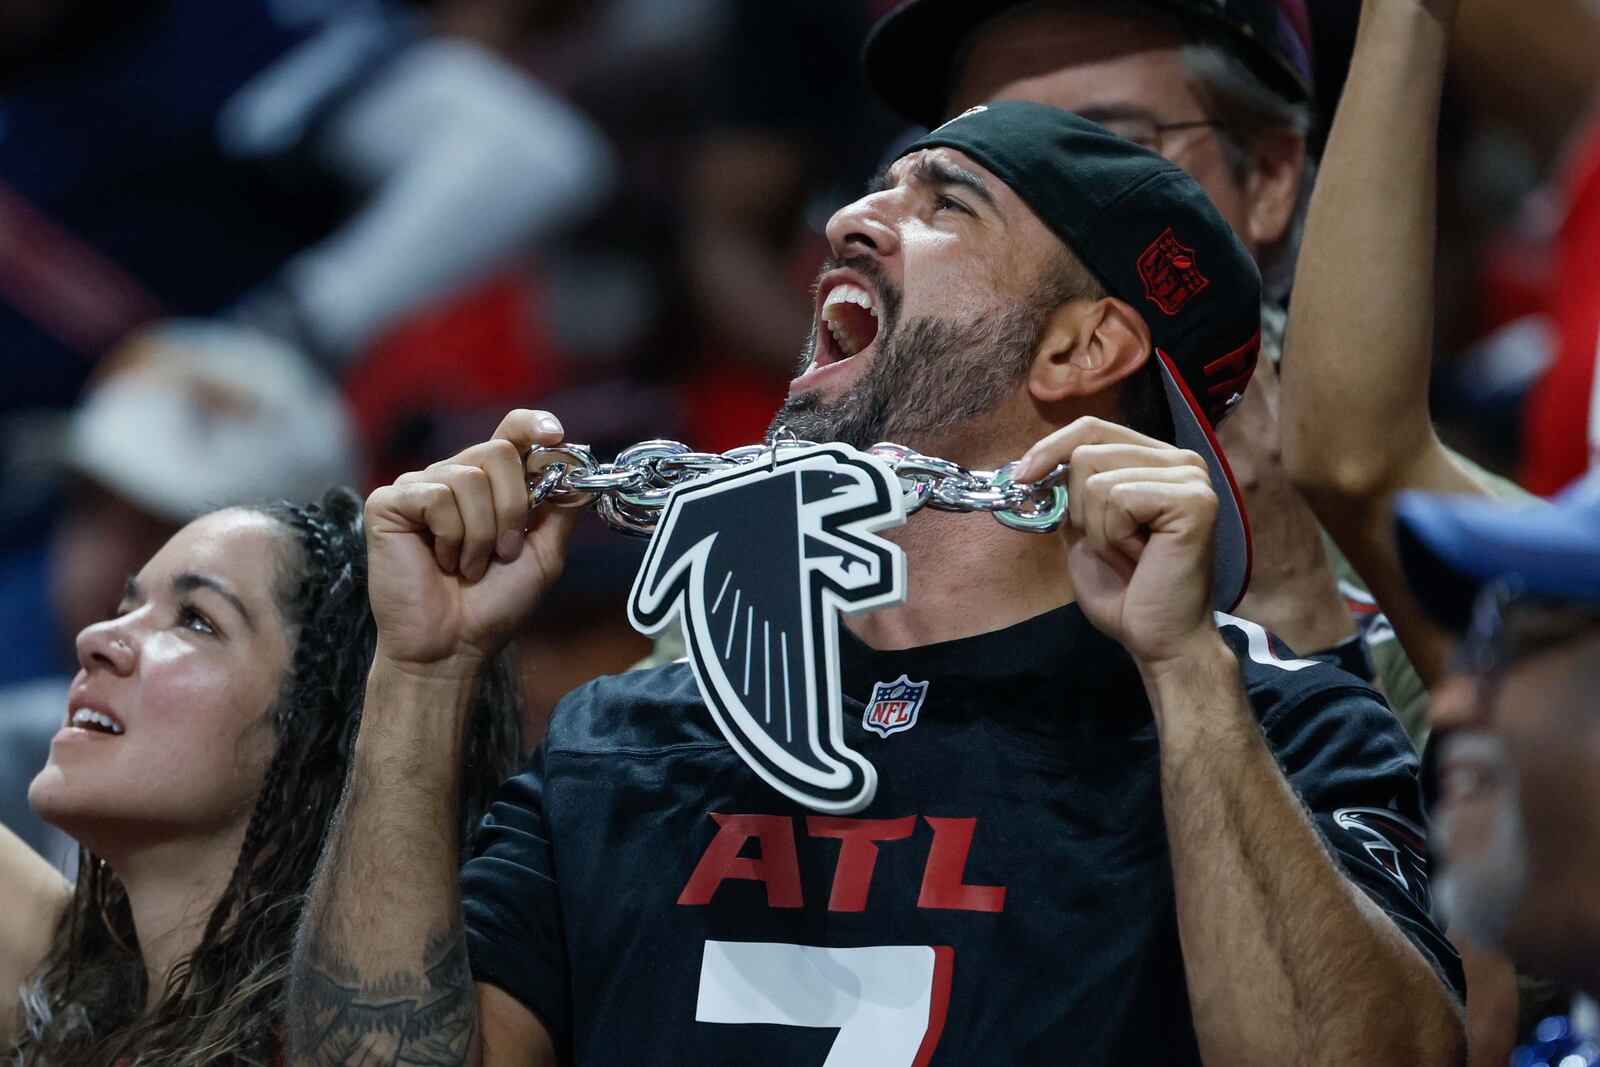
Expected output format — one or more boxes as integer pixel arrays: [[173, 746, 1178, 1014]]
[[64, 704, 125, 736]]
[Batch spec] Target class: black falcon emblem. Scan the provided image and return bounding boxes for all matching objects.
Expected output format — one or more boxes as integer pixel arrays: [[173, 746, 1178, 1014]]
[[628, 444, 907, 813]]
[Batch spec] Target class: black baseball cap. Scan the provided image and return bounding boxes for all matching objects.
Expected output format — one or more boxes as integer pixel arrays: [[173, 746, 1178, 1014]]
[[864, 0, 1314, 130], [899, 101, 1261, 609]]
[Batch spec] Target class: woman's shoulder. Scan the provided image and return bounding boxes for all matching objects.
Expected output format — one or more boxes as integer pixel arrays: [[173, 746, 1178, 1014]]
[[0, 821, 71, 1046]]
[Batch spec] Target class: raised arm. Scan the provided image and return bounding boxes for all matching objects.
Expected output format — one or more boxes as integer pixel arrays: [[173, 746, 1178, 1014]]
[[233, 36, 614, 361], [0, 823, 70, 1044], [286, 410, 577, 1067], [1019, 418, 1465, 1065], [1279, 0, 1490, 687]]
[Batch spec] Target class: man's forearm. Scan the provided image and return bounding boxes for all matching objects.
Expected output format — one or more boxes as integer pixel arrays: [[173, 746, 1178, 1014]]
[[1145, 637, 1464, 1066], [1281, 0, 1477, 500], [287, 660, 481, 1067], [1282, 0, 1490, 689]]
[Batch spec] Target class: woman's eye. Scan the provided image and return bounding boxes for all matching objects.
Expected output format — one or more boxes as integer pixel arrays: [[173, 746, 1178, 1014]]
[[178, 606, 217, 636]]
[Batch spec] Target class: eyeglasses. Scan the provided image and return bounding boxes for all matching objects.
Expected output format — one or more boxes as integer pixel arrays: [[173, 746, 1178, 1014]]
[[1091, 116, 1222, 154], [1420, 581, 1600, 810], [1450, 580, 1600, 728]]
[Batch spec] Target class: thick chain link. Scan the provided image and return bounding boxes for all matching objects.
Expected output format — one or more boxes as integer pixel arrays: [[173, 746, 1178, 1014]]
[[524, 439, 1069, 537]]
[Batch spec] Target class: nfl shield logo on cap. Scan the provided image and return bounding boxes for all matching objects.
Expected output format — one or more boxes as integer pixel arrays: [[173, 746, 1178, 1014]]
[[863, 675, 929, 738]]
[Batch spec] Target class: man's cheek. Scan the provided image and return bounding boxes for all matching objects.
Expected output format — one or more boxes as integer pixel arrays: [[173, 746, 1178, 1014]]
[[1436, 792, 1504, 868]]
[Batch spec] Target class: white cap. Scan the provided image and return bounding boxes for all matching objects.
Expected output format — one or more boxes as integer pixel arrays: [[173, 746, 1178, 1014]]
[[66, 321, 362, 523]]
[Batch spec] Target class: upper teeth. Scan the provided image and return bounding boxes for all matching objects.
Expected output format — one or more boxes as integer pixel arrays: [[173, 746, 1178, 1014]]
[[822, 283, 878, 358], [824, 283, 877, 316], [71, 709, 122, 734]]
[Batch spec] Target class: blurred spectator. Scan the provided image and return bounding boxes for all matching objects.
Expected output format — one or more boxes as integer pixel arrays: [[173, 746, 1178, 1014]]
[[1518, 114, 1600, 495], [0, 0, 612, 421], [1409, 0, 1600, 487], [1398, 474, 1600, 1051], [676, 0, 901, 452], [0, 322, 358, 860]]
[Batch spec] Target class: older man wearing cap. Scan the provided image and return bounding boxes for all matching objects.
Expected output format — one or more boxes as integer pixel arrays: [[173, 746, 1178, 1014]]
[[288, 103, 1463, 1066], [860, 0, 1459, 738], [1399, 478, 1600, 984], [1393, 477, 1600, 1057]]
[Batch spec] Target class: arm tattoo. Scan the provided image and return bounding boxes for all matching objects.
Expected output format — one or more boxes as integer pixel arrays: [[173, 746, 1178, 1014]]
[[287, 928, 474, 1067]]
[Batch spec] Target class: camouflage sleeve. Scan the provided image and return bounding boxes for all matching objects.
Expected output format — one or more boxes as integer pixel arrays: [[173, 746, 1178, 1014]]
[[628, 629, 688, 672], [1320, 533, 1430, 751], [1316, 445, 1524, 753]]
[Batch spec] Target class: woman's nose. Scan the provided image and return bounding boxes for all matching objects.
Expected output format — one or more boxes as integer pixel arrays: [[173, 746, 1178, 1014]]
[[76, 616, 138, 677]]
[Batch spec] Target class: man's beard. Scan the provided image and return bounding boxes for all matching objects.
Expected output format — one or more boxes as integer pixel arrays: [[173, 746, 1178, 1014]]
[[770, 273, 1047, 452], [1432, 736, 1531, 949]]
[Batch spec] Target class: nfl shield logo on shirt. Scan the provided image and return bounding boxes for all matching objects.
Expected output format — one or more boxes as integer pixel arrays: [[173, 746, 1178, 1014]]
[[862, 675, 928, 738]]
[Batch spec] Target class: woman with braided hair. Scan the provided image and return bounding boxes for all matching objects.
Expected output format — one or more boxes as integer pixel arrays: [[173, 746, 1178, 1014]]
[[0, 488, 523, 1065]]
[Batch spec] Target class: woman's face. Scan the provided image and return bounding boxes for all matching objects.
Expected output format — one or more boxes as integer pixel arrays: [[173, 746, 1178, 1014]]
[[29, 509, 295, 856]]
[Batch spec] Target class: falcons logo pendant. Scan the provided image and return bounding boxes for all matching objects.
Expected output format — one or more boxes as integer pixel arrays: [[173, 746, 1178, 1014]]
[[628, 443, 907, 813]]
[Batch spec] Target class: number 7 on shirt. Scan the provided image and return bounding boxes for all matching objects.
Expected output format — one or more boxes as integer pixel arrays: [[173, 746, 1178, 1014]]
[[695, 940, 955, 1066]]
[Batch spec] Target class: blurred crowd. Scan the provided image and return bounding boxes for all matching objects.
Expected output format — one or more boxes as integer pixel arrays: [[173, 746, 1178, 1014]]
[[8, 0, 1600, 735], [0, 0, 926, 736], [3, 0, 1600, 1063]]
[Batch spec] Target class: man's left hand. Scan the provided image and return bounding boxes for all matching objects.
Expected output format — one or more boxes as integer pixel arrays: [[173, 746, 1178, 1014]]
[[1017, 417, 1219, 668]]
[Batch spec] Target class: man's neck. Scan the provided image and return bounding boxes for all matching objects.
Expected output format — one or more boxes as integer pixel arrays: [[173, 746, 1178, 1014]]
[[845, 508, 1074, 650], [107, 826, 247, 1010]]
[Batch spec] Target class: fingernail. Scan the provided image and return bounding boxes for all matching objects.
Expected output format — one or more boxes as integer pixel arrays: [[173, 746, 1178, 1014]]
[[1015, 455, 1039, 481], [537, 414, 563, 435], [497, 529, 523, 561]]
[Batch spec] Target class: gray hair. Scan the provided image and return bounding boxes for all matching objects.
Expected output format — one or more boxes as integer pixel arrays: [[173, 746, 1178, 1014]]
[[1180, 32, 1315, 304]]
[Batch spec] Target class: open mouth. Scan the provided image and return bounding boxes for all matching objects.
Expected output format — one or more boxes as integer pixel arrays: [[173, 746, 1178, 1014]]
[[815, 280, 882, 369], [66, 705, 125, 736]]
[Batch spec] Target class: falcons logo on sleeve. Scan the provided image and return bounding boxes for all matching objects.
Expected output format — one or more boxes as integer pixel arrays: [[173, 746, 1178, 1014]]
[[628, 444, 907, 813]]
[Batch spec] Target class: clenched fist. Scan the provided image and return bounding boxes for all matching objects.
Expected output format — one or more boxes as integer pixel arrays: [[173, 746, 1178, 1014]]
[[365, 409, 579, 678], [1016, 417, 1220, 669]]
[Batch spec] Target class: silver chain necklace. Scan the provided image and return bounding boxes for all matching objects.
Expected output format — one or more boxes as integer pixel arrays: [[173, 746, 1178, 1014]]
[[524, 438, 1070, 536]]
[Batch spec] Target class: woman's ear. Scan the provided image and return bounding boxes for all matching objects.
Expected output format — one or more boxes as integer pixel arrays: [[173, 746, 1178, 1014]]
[[1028, 297, 1152, 404]]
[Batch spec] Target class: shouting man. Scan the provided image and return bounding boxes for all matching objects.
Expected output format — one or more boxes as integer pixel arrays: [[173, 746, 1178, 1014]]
[[288, 104, 1464, 1066]]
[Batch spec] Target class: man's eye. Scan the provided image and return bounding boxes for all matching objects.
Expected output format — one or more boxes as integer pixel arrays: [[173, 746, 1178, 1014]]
[[179, 606, 217, 636], [934, 195, 969, 215]]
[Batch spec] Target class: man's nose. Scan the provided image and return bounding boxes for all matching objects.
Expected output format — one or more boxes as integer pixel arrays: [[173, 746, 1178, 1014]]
[[1430, 672, 1485, 735], [825, 192, 900, 262]]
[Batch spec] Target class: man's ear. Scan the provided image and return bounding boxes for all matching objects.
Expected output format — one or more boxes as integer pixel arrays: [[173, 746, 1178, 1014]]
[[1028, 296, 1152, 404], [1244, 129, 1306, 249]]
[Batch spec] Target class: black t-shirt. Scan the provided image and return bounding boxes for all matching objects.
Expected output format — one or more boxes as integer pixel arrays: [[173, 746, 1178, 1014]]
[[463, 605, 1463, 1065]]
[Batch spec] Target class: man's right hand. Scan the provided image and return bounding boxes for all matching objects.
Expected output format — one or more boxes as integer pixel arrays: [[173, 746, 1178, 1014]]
[[365, 408, 579, 678]]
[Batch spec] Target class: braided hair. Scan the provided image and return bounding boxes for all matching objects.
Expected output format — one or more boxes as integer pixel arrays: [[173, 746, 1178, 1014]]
[[12, 488, 523, 1065]]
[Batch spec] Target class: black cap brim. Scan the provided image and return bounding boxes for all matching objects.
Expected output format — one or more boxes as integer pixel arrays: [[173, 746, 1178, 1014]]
[[1156, 349, 1252, 612]]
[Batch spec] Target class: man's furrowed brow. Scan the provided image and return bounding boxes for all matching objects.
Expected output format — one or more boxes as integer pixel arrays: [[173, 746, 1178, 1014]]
[[912, 157, 997, 211], [868, 157, 997, 212]]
